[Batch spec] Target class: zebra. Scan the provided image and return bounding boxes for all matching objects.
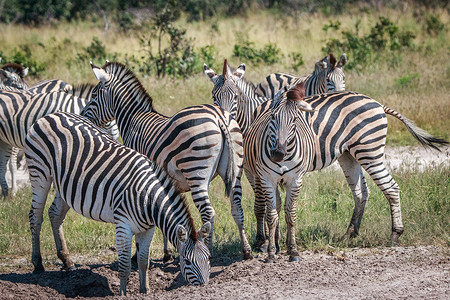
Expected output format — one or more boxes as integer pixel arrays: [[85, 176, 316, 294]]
[[25, 111, 211, 296], [244, 84, 447, 261], [255, 53, 347, 99], [204, 56, 345, 135], [0, 88, 119, 197], [244, 83, 315, 262], [81, 61, 252, 260], [0, 63, 29, 90]]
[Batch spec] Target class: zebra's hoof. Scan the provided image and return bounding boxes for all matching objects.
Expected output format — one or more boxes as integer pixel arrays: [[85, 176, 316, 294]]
[[163, 253, 174, 263], [264, 255, 275, 263], [33, 266, 45, 274], [243, 251, 253, 260], [289, 255, 301, 262], [253, 241, 268, 253]]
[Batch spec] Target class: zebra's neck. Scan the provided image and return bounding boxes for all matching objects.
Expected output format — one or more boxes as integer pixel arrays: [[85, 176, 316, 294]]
[[304, 71, 327, 96], [143, 167, 196, 249], [236, 79, 268, 132]]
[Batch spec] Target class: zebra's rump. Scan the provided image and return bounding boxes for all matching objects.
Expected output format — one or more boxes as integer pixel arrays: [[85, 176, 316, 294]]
[[304, 91, 387, 170]]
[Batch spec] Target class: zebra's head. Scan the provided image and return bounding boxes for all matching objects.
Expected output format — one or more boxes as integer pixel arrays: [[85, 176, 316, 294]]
[[81, 62, 117, 127], [325, 53, 347, 92], [204, 59, 245, 118], [269, 83, 314, 163], [0, 63, 29, 90], [177, 222, 211, 285]]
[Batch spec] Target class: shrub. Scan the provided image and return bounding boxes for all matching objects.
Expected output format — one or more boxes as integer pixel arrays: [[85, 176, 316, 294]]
[[0, 45, 46, 76], [233, 36, 282, 65], [322, 17, 416, 71]]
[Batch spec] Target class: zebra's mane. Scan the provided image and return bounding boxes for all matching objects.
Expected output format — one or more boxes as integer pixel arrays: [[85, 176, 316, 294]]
[[1, 63, 27, 77], [71, 82, 96, 98], [101, 61, 155, 111]]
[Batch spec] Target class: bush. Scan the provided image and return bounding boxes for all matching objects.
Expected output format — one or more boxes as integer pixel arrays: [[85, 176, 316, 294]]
[[322, 17, 416, 71], [233, 35, 282, 65], [0, 46, 46, 76]]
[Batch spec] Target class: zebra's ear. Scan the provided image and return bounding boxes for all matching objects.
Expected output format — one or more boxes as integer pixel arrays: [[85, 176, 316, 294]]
[[232, 64, 245, 80], [176, 224, 188, 243], [315, 59, 327, 71], [91, 63, 111, 83], [203, 64, 220, 83], [23, 67, 29, 77], [198, 222, 211, 241], [296, 100, 315, 112], [0, 69, 8, 80], [337, 53, 347, 68]]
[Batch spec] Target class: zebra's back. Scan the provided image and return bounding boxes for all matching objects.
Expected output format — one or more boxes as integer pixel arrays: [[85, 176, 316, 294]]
[[255, 72, 304, 98]]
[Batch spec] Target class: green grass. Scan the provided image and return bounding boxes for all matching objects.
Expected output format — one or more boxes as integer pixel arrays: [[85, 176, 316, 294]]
[[1, 166, 447, 263]]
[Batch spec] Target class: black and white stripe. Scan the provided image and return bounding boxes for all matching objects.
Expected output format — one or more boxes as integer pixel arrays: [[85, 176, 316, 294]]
[[25, 112, 211, 295], [81, 61, 252, 260], [255, 53, 347, 98], [0, 87, 119, 197], [248, 87, 448, 255], [243, 83, 315, 262]]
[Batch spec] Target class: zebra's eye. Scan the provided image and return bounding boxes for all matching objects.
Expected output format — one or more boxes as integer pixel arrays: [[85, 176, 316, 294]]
[[184, 258, 192, 266]]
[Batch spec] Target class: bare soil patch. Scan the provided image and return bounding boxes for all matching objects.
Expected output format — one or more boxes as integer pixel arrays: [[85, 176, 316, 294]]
[[0, 246, 448, 299]]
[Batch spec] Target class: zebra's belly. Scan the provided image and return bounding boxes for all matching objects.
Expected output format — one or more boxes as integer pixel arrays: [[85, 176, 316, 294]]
[[58, 188, 116, 224]]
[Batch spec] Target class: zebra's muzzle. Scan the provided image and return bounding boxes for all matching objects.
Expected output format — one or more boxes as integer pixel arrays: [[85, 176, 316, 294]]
[[270, 147, 287, 163]]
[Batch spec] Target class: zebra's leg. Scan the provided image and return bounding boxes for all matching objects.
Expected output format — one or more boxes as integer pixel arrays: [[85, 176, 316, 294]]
[[253, 178, 268, 252], [187, 181, 215, 255], [262, 180, 279, 263], [285, 177, 303, 262], [135, 227, 156, 294], [162, 236, 173, 262], [229, 176, 252, 259], [0, 141, 12, 198], [115, 223, 133, 296], [28, 171, 52, 273], [338, 152, 370, 238], [8, 147, 19, 196], [275, 187, 282, 254], [357, 155, 404, 245], [48, 192, 74, 270]]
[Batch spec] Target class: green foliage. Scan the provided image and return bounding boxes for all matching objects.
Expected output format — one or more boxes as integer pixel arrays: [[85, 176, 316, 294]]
[[322, 20, 341, 33], [75, 37, 118, 66], [424, 14, 445, 36], [394, 73, 419, 88], [233, 36, 282, 65], [289, 51, 304, 72], [323, 17, 416, 71], [0, 45, 46, 76]]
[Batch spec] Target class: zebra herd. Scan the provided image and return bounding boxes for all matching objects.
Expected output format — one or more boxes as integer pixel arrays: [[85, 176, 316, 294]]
[[0, 53, 447, 295]]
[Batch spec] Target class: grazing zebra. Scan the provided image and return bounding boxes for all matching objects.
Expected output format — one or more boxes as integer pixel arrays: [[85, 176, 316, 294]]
[[81, 61, 252, 260], [245, 84, 447, 261], [0, 88, 119, 197], [255, 53, 347, 98], [244, 83, 315, 262], [0, 63, 29, 90], [25, 112, 211, 296]]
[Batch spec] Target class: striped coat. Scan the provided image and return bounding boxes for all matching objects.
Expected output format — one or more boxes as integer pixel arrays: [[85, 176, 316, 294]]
[[81, 61, 252, 260], [25, 112, 211, 295]]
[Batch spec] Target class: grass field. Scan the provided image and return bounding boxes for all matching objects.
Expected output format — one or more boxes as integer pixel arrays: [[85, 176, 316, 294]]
[[0, 6, 448, 263]]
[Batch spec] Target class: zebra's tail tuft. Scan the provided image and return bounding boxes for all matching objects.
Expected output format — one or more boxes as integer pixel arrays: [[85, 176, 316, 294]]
[[383, 105, 449, 151]]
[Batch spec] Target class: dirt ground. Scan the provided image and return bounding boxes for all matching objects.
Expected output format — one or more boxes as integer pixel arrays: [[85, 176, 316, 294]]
[[1, 146, 448, 299], [0, 246, 448, 299]]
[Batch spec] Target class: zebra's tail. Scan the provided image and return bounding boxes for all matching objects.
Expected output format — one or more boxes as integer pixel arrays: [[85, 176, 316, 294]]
[[382, 105, 448, 151], [216, 111, 241, 198]]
